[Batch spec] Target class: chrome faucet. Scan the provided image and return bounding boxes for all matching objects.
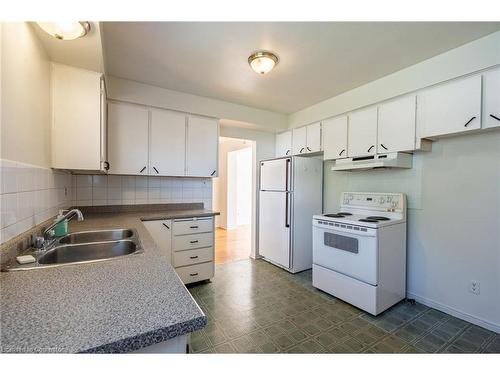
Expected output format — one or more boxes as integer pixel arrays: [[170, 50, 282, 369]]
[[34, 209, 84, 251]]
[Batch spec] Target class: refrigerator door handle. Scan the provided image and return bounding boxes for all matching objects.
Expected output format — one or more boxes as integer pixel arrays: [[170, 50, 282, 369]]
[[285, 192, 290, 228], [285, 158, 291, 191]]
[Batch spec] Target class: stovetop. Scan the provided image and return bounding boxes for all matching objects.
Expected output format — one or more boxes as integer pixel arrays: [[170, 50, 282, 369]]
[[314, 211, 405, 228]]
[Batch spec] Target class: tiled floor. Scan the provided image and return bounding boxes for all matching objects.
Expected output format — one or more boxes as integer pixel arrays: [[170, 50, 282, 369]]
[[187, 259, 499, 353]]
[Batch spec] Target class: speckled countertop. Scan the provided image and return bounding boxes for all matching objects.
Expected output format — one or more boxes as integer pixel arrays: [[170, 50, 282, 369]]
[[0, 208, 219, 353]]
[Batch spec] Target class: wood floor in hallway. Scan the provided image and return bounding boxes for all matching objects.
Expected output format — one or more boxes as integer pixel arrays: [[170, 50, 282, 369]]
[[215, 225, 251, 264]]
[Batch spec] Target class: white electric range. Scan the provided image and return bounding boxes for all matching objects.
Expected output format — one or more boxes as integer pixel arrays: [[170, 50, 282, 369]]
[[312, 192, 407, 315]]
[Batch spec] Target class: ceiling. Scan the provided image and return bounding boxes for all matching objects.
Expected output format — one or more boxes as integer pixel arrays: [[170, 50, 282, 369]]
[[102, 22, 500, 114]]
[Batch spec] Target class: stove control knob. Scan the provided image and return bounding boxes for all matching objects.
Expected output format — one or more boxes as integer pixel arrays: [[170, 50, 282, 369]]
[[379, 197, 385, 204]]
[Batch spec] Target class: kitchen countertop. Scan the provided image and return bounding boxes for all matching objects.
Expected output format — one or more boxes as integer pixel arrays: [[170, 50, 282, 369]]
[[0, 208, 219, 353]]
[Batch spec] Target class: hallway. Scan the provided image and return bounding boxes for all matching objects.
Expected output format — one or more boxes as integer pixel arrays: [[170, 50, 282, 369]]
[[215, 225, 251, 265]]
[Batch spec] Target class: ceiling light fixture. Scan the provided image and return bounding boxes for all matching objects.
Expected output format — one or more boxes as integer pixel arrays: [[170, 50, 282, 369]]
[[248, 51, 279, 75], [36, 21, 91, 40]]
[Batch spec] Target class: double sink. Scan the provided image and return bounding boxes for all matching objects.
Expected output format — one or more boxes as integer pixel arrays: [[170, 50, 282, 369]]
[[3, 229, 143, 271]]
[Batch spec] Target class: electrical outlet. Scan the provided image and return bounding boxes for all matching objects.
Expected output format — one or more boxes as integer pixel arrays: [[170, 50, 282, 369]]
[[469, 280, 480, 295]]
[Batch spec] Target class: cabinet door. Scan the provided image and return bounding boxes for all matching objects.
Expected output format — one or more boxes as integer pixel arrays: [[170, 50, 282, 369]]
[[482, 68, 500, 129], [417, 75, 482, 138], [348, 107, 378, 157], [150, 109, 186, 176], [377, 95, 416, 153], [322, 116, 348, 160], [306, 122, 322, 153], [108, 102, 149, 175], [142, 220, 172, 263], [275, 131, 292, 157], [292, 126, 307, 155], [51, 64, 103, 170], [186, 116, 219, 177]]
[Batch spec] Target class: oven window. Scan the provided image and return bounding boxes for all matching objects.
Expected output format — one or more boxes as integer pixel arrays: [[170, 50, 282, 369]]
[[324, 232, 359, 254]]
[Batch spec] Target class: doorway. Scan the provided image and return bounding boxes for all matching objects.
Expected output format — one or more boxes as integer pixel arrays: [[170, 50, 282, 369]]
[[213, 137, 255, 264]]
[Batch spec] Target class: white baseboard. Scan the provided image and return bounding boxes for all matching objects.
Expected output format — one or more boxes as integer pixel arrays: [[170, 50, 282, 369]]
[[407, 291, 500, 333]]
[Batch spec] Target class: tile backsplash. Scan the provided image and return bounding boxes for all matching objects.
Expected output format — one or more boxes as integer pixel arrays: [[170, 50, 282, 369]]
[[73, 175, 212, 209], [0, 159, 72, 244], [0, 159, 213, 246]]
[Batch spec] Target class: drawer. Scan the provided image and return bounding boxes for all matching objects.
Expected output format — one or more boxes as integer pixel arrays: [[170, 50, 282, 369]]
[[173, 232, 213, 251], [173, 218, 213, 235], [176, 262, 214, 284], [173, 247, 214, 267]]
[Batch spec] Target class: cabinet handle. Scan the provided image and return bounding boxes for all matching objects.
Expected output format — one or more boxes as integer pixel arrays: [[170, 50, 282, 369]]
[[367, 145, 374, 152], [189, 256, 199, 259], [189, 273, 199, 277], [211, 170, 216, 176], [490, 114, 500, 122], [380, 144, 388, 150], [464, 116, 476, 127], [190, 240, 199, 244], [307, 147, 312, 152], [162, 223, 170, 229], [153, 167, 159, 174], [300, 147, 305, 153], [286, 149, 290, 155], [104, 161, 110, 170], [339, 149, 345, 156], [190, 225, 199, 229], [140, 166, 146, 173]]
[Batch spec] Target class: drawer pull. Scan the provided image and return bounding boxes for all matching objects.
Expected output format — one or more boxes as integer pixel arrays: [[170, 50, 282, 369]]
[[189, 226, 199, 229], [190, 240, 199, 244], [189, 273, 199, 277], [189, 256, 199, 259]]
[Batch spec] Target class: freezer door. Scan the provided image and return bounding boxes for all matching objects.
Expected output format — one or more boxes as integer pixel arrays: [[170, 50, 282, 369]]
[[258, 191, 291, 268], [260, 158, 291, 191]]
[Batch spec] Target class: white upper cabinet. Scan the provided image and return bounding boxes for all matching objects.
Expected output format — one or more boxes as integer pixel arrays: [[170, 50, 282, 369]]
[[150, 109, 186, 176], [51, 63, 107, 171], [306, 122, 322, 153], [348, 106, 378, 157], [186, 116, 219, 177], [482, 68, 500, 129], [417, 75, 482, 138], [108, 102, 149, 175], [292, 126, 307, 155], [377, 95, 416, 153], [275, 131, 292, 157], [322, 116, 348, 160]]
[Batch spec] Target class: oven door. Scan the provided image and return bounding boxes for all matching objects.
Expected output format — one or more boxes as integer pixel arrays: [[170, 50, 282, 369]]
[[313, 225, 378, 286]]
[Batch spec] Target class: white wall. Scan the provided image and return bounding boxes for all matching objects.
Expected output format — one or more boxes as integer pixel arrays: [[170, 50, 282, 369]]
[[323, 131, 500, 332], [213, 138, 252, 229], [1, 22, 51, 167], [106, 76, 288, 130], [226, 147, 252, 229], [219, 124, 276, 258], [288, 31, 500, 128]]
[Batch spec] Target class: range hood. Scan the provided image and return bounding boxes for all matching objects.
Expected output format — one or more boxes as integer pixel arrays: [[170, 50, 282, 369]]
[[331, 152, 413, 171]]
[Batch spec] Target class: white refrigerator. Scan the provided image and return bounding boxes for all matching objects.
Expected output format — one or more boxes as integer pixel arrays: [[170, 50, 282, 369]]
[[258, 156, 323, 273]]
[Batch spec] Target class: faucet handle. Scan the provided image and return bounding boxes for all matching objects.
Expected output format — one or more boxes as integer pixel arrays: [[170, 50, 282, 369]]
[[32, 235, 45, 250]]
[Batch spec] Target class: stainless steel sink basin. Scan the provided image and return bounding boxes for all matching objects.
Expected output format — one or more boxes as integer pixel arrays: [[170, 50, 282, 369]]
[[38, 240, 137, 265], [2, 228, 143, 271], [58, 229, 134, 244]]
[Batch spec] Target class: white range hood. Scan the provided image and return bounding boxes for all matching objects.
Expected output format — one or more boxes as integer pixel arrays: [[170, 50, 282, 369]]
[[331, 152, 413, 171]]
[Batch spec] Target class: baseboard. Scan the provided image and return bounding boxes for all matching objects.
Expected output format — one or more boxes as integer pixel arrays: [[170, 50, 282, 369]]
[[407, 291, 500, 333]]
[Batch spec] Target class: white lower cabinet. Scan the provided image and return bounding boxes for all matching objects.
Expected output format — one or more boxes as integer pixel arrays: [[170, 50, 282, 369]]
[[144, 217, 215, 284]]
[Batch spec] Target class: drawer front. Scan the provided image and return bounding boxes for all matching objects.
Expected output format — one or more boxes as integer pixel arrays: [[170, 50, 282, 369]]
[[173, 218, 213, 235], [176, 262, 214, 284], [173, 247, 214, 267], [173, 232, 213, 251]]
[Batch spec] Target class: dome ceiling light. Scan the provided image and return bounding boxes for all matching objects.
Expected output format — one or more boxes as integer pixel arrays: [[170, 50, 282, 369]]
[[248, 51, 279, 75], [36, 22, 91, 40]]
